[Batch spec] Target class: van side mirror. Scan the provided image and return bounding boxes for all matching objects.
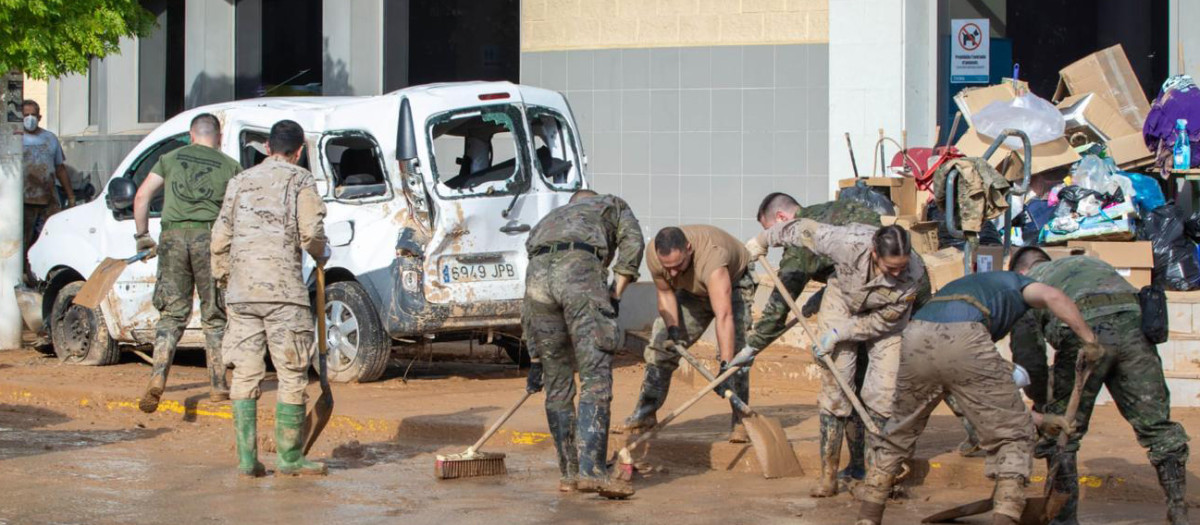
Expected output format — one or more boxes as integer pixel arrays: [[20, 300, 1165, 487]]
[[105, 177, 137, 211], [396, 97, 418, 161]]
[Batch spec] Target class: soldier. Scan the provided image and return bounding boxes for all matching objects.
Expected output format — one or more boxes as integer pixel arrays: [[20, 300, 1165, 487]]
[[521, 189, 644, 494], [615, 225, 753, 444], [210, 120, 329, 477], [746, 192, 881, 486], [855, 271, 1101, 525], [745, 218, 925, 497], [135, 113, 240, 412], [1011, 247, 1189, 525]]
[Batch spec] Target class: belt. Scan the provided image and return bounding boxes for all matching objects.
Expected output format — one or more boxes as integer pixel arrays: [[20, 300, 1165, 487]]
[[161, 220, 214, 231], [1075, 293, 1138, 311], [530, 242, 603, 259], [927, 294, 992, 325]]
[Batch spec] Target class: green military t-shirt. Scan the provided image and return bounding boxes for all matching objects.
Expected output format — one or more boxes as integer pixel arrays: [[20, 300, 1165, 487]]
[[151, 144, 241, 225]]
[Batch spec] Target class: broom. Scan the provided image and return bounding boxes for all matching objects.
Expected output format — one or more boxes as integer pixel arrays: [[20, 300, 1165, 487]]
[[435, 391, 533, 479]]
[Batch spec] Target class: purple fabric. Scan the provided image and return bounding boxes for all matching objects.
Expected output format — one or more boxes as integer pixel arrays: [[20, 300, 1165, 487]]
[[1144, 83, 1200, 168]]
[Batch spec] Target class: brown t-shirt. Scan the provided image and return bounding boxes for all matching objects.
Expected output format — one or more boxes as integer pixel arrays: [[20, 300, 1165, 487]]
[[646, 225, 749, 296]]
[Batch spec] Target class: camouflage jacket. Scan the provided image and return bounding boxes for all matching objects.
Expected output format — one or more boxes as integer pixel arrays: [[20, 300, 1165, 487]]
[[211, 157, 328, 306], [1013, 255, 1140, 350], [525, 194, 644, 280]]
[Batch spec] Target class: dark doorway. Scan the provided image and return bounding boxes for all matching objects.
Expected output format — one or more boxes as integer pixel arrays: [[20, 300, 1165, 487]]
[[407, 0, 520, 86], [235, 0, 323, 98], [138, 0, 185, 122]]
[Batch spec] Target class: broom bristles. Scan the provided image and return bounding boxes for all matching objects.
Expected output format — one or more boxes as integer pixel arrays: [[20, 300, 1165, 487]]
[[435, 451, 508, 479]]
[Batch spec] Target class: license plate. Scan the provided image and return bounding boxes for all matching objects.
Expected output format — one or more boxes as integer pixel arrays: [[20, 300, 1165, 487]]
[[441, 261, 518, 283]]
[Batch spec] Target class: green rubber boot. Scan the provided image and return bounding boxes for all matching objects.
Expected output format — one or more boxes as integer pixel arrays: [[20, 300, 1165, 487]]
[[232, 399, 266, 477], [274, 402, 328, 476]]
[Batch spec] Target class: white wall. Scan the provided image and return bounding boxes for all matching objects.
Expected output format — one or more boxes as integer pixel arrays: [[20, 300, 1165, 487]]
[[323, 0, 383, 96], [1170, 0, 1200, 78], [184, 0, 235, 108]]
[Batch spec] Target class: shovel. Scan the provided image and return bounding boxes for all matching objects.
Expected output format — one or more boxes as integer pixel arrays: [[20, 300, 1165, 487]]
[[73, 251, 152, 309], [921, 352, 1094, 524], [756, 257, 880, 435], [302, 264, 334, 455], [671, 342, 803, 479]]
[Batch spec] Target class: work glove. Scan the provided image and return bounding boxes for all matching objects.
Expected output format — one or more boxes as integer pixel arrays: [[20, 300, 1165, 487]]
[[811, 329, 839, 361], [666, 326, 684, 348], [744, 233, 768, 260], [526, 361, 544, 394], [1038, 413, 1072, 437], [134, 232, 157, 260], [608, 282, 620, 317], [717, 360, 745, 398], [802, 286, 825, 318], [728, 345, 760, 368], [1080, 340, 1106, 367]]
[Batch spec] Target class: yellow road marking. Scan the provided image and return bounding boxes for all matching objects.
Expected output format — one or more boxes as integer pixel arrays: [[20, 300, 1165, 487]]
[[509, 431, 551, 445]]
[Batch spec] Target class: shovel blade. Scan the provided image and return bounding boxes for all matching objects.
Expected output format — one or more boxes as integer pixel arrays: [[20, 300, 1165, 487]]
[[922, 498, 993, 523], [743, 413, 803, 479], [73, 258, 129, 309], [922, 496, 1054, 525], [302, 352, 334, 455]]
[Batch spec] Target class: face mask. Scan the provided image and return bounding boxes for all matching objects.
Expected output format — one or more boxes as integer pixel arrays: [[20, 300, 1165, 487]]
[[22, 115, 37, 132]]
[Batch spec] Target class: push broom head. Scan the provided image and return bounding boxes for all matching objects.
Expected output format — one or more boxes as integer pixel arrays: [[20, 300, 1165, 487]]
[[435, 450, 507, 479]]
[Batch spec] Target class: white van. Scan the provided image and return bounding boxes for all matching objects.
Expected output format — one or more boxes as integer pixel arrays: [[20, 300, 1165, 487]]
[[27, 81, 586, 383]]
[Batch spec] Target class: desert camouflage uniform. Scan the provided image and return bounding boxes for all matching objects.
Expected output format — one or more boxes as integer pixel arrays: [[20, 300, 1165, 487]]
[[1014, 256, 1190, 523], [211, 157, 327, 405], [522, 194, 644, 484]]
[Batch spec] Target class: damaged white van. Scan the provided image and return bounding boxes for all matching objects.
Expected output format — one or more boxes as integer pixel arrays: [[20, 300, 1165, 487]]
[[27, 81, 586, 382]]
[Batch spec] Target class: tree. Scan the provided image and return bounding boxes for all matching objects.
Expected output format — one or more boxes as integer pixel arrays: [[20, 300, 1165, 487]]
[[0, 0, 155, 79]]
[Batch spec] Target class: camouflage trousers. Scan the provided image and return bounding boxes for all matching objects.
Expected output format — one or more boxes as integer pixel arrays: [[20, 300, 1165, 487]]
[[522, 252, 620, 480], [817, 284, 901, 420], [149, 228, 227, 393], [223, 302, 313, 405], [874, 320, 1035, 481], [1032, 312, 1190, 465]]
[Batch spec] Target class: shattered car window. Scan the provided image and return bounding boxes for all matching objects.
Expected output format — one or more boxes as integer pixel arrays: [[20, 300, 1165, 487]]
[[128, 132, 190, 216], [428, 105, 526, 198], [528, 107, 582, 191], [324, 133, 390, 201]]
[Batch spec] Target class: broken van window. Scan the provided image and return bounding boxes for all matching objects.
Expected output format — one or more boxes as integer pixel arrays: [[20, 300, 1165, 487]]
[[239, 130, 312, 171], [428, 104, 527, 198], [126, 132, 189, 217], [324, 133, 390, 201], [527, 107, 582, 191]]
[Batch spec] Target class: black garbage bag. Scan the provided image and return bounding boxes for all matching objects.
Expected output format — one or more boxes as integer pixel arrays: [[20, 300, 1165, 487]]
[[926, 201, 1002, 249], [838, 181, 896, 216], [1142, 204, 1200, 291], [1186, 211, 1200, 243], [1056, 186, 1106, 213]]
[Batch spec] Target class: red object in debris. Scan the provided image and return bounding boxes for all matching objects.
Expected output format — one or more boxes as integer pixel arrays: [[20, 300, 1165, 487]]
[[891, 146, 961, 191]]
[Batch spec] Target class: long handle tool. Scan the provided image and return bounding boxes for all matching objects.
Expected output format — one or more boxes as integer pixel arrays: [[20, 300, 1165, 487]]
[[73, 251, 152, 309], [302, 265, 334, 454], [435, 391, 534, 479]]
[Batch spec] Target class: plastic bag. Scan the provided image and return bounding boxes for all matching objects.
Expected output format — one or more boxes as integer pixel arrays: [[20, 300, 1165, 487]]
[[838, 181, 896, 216], [1186, 212, 1200, 243], [1138, 284, 1170, 344], [1141, 204, 1200, 291], [973, 93, 1067, 148], [1055, 186, 1106, 214], [1115, 171, 1166, 215]]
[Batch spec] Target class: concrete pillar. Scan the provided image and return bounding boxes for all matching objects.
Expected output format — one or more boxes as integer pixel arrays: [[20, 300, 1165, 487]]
[[828, 0, 938, 197], [185, 0, 235, 108], [323, 0, 383, 96], [0, 73, 22, 348], [1170, 0, 1200, 78]]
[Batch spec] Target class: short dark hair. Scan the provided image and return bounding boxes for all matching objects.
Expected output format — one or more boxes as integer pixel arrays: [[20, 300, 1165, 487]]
[[756, 192, 800, 221], [654, 227, 689, 256], [1009, 246, 1051, 273], [190, 113, 220, 138], [872, 225, 911, 258], [21, 99, 39, 115], [569, 189, 598, 203], [268, 119, 305, 156]]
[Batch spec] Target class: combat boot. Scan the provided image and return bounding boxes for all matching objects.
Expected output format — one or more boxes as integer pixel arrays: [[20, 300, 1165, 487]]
[[139, 328, 180, 413], [855, 468, 894, 525], [1048, 452, 1079, 525], [613, 365, 671, 434], [812, 413, 845, 497], [576, 400, 632, 496], [721, 362, 751, 443], [546, 405, 579, 491], [1154, 455, 1189, 525], [205, 329, 230, 402], [274, 402, 327, 476], [232, 399, 265, 477], [840, 415, 867, 486], [992, 476, 1026, 525]]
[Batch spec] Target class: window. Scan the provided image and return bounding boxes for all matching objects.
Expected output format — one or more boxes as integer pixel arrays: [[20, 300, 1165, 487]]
[[125, 133, 190, 216], [527, 107, 582, 191], [138, 0, 185, 122], [323, 133, 389, 201], [239, 130, 312, 172], [428, 105, 526, 197]]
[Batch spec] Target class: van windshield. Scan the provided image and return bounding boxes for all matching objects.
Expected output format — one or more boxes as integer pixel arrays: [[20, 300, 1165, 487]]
[[428, 104, 527, 198]]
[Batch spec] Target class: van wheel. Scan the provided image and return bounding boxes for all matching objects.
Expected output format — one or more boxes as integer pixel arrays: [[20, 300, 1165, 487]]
[[497, 336, 530, 368], [319, 281, 389, 383], [49, 281, 120, 366]]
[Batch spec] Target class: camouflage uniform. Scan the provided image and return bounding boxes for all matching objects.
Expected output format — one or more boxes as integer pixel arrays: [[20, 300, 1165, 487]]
[[210, 156, 328, 405], [1015, 256, 1190, 524], [521, 194, 644, 486], [141, 144, 241, 408]]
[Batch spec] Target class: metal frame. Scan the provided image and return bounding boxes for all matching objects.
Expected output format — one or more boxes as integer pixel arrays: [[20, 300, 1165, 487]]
[[945, 129, 1033, 274]]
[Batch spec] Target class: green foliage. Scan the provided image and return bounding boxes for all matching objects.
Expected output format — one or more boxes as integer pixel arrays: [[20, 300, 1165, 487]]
[[0, 0, 155, 79]]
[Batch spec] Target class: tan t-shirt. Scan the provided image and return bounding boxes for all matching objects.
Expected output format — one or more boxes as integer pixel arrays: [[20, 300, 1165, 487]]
[[646, 225, 749, 296]]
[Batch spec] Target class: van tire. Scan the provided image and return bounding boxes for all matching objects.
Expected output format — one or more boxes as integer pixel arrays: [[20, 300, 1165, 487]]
[[497, 336, 530, 368], [319, 281, 390, 383], [49, 281, 120, 366]]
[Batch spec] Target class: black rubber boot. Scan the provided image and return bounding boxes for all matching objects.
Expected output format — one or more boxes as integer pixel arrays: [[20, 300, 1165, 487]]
[[720, 362, 751, 443], [546, 405, 578, 489], [577, 401, 618, 493], [1154, 455, 1189, 525], [1048, 452, 1079, 525], [840, 414, 866, 484], [614, 365, 671, 434], [205, 329, 230, 402], [812, 413, 845, 497], [139, 327, 180, 413]]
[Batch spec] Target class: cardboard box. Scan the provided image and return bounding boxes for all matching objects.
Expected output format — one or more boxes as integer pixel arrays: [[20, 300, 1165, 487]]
[[838, 177, 924, 217], [956, 130, 1080, 176], [1106, 132, 1155, 169], [953, 81, 1030, 125], [1052, 45, 1150, 131], [1042, 216, 1136, 244], [882, 215, 939, 255], [1057, 92, 1153, 167], [974, 245, 1086, 273], [1067, 240, 1154, 288], [920, 248, 966, 292]]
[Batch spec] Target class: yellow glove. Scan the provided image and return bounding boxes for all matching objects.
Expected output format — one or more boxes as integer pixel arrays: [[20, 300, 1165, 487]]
[[1081, 340, 1105, 366], [1038, 413, 1072, 437]]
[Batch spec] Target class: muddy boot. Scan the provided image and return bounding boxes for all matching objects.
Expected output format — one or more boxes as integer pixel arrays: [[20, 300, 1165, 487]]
[[546, 405, 579, 490], [722, 363, 751, 443], [139, 328, 180, 413], [232, 399, 266, 477], [840, 414, 867, 486], [992, 476, 1026, 525], [812, 413, 845, 497], [613, 365, 671, 434], [205, 329, 230, 402], [274, 402, 327, 476], [854, 469, 894, 525], [1154, 455, 1189, 525], [578, 401, 629, 495], [957, 416, 984, 457], [1048, 453, 1079, 525]]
